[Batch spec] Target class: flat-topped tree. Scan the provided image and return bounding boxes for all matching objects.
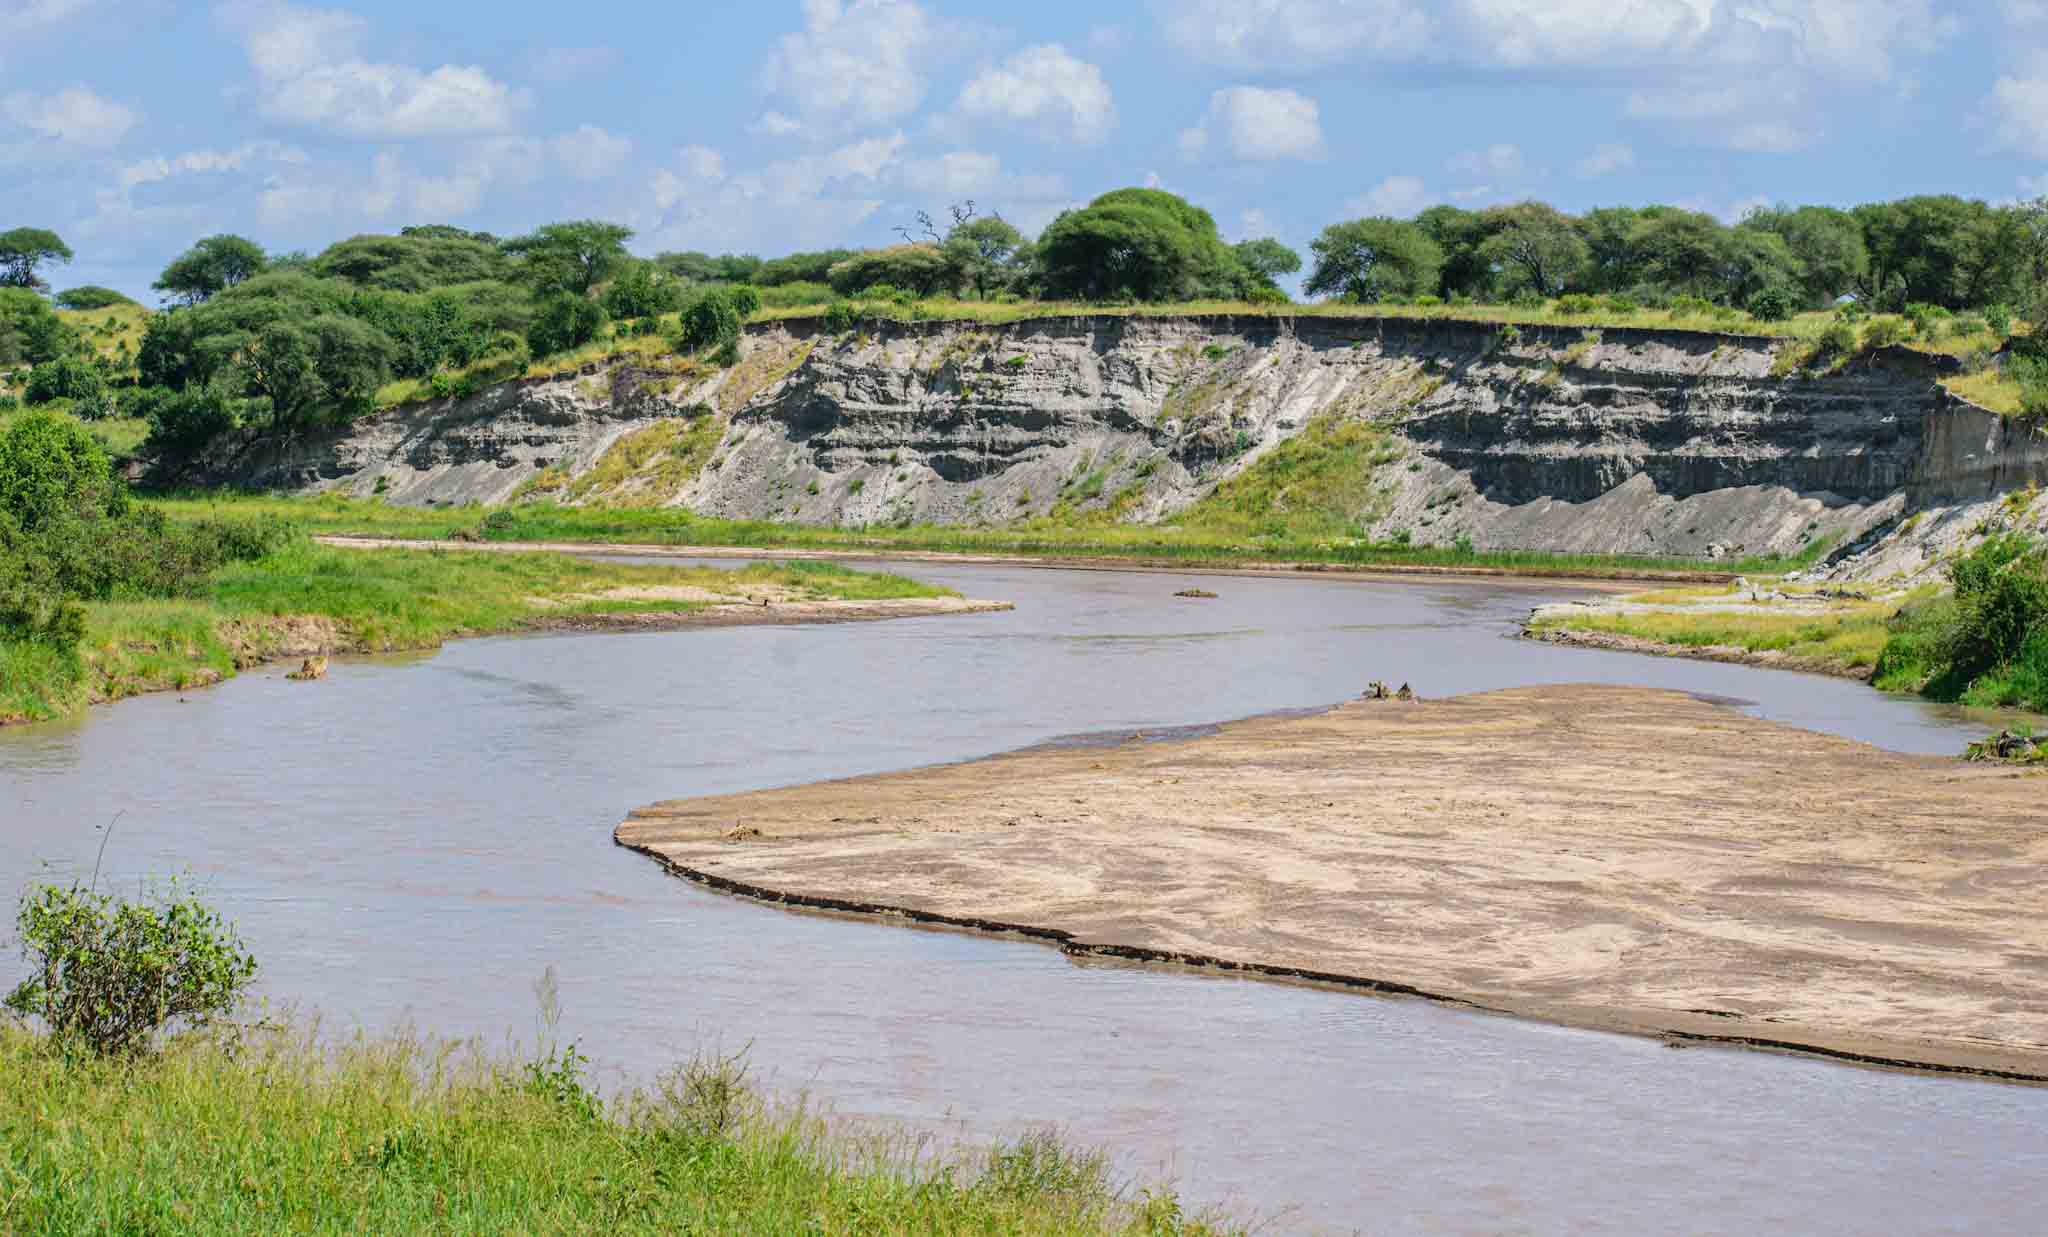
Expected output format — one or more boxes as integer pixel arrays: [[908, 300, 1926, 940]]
[[501, 221, 633, 297], [0, 228, 72, 292], [154, 234, 268, 306]]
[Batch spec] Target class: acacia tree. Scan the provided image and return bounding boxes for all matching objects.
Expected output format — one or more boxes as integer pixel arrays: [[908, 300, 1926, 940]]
[[153, 234, 268, 305], [500, 221, 633, 297], [0, 228, 73, 291], [1232, 238, 1302, 296], [1304, 218, 1442, 302], [943, 216, 1026, 299], [1036, 188, 1233, 302], [1477, 203, 1587, 297]]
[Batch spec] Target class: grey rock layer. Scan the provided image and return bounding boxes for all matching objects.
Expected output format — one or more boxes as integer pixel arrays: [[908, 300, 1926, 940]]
[[163, 314, 2048, 581]]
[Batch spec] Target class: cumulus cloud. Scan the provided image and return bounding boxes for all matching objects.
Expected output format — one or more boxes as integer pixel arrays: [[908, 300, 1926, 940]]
[[220, 2, 524, 139], [409, 136, 546, 217], [1993, 54, 2048, 158], [759, 0, 936, 128], [115, 140, 307, 194], [0, 0, 100, 32], [1345, 174, 1431, 217], [1155, 0, 1432, 70], [1179, 86, 1323, 162], [5, 85, 135, 146], [1447, 143, 1522, 178], [954, 44, 1114, 145], [900, 149, 1062, 198], [1574, 142, 1635, 177], [751, 111, 803, 137], [552, 124, 632, 180]]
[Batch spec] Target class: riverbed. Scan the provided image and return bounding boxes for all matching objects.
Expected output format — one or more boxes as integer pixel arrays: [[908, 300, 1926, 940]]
[[5, 562, 2041, 1234]]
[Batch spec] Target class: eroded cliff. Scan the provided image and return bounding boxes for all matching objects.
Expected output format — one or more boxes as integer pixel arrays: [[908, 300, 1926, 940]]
[[167, 313, 2047, 574]]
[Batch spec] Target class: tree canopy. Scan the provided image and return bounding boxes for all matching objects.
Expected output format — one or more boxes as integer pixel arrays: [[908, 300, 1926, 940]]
[[53, 286, 136, 310], [313, 231, 510, 292], [1036, 188, 1237, 302], [500, 221, 633, 297], [153, 235, 268, 306], [0, 229, 73, 292], [1305, 218, 1443, 303]]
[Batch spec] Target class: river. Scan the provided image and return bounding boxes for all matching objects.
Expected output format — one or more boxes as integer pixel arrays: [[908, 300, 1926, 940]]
[[5, 562, 2042, 1235]]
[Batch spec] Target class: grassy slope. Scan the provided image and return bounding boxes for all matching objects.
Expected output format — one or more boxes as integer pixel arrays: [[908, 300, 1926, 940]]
[[149, 493, 1816, 581], [0, 543, 950, 725], [0, 1026, 1218, 1235], [1529, 593, 1903, 675]]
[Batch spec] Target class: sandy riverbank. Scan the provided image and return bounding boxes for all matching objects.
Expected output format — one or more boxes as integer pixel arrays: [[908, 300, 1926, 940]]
[[618, 684, 2048, 1081]]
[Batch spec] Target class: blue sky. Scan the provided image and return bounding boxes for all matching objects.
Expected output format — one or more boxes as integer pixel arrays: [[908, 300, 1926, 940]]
[[8, 0, 2048, 299]]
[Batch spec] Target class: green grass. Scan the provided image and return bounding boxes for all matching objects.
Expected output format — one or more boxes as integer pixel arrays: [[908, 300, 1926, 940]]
[[1, 539, 951, 725], [0, 1024, 1220, 1235], [146, 492, 1804, 581], [1532, 603, 1901, 673], [0, 404, 150, 460]]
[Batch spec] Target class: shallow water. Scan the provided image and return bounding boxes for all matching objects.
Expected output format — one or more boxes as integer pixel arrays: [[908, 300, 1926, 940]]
[[6, 564, 2041, 1234]]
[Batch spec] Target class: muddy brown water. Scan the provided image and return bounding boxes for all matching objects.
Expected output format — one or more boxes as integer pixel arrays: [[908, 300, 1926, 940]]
[[5, 563, 2043, 1235]]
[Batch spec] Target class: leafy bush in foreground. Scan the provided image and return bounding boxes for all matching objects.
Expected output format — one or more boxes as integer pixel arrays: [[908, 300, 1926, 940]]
[[6, 883, 258, 1056], [1875, 534, 2048, 710]]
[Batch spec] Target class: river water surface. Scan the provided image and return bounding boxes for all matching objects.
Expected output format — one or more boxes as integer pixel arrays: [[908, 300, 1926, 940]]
[[5, 563, 2042, 1234]]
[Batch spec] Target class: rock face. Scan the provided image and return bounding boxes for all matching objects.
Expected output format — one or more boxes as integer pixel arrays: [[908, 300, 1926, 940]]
[[166, 312, 2048, 575]]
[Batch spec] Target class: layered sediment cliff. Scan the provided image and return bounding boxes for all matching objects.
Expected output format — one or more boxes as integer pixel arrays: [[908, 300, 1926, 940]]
[[166, 313, 2048, 576]]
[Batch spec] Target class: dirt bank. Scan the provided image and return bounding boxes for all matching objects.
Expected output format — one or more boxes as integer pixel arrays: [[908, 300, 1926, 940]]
[[618, 684, 2048, 1081], [1520, 625, 1872, 680]]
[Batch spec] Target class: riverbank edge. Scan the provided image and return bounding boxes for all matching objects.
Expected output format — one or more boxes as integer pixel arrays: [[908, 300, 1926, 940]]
[[614, 832, 2048, 1086], [314, 535, 1676, 589], [1519, 624, 1873, 681], [0, 596, 1012, 729]]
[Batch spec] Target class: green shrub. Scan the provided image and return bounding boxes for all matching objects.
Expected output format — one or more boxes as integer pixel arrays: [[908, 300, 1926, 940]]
[[1878, 535, 2048, 711], [4, 882, 257, 1057], [727, 284, 762, 318], [526, 293, 606, 358], [821, 301, 861, 333], [675, 288, 743, 354], [1816, 320, 1860, 360], [1553, 293, 1599, 315], [141, 387, 241, 455], [1862, 318, 1908, 349], [52, 285, 134, 310], [23, 356, 105, 406], [1747, 286, 1797, 322], [1602, 294, 1640, 314], [0, 409, 124, 533], [1670, 295, 1714, 318], [1986, 304, 2013, 336], [1834, 300, 1868, 324]]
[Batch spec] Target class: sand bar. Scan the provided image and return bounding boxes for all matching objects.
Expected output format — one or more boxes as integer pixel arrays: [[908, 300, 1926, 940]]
[[618, 685, 2048, 1080]]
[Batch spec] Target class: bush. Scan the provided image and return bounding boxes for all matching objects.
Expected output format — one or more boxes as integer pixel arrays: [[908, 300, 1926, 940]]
[[1833, 300, 1868, 324], [1986, 304, 2013, 337], [1817, 320, 1860, 359], [1509, 290, 1546, 310], [822, 301, 861, 333], [4, 883, 257, 1056], [675, 288, 743, 354], [1670, 295, 1714, 318], [1878, 535, 2048, 711], [0, 409, 124, 533], [1602, 294, 1640, 314], [23, 356, 105, 406], [726, 284, 762, 318], [1553, 293, 1600, 316], [1747, 286, 1798, 322], [140, 386, 240, 455], [53, 285, 133, 310], [1862, 318, 1908, 349], [1903, 302, 1952, 338], [527, 294, 605, 358]]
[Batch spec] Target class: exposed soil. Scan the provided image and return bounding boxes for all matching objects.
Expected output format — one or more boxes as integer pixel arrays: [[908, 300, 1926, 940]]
[[618, 684, 2048, 1081]]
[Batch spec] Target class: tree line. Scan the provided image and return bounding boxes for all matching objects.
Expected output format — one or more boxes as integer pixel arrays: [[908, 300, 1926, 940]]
[[2, 187, 2045, 455]]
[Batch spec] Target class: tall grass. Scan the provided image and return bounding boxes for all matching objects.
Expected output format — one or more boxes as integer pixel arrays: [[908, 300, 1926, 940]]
[[150, 493, 1807, 580], [0, 1023, 1219, 1234]]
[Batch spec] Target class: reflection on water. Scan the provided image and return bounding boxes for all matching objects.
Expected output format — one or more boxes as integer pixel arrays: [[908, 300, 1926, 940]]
[[5, 563, 2042, 1235]]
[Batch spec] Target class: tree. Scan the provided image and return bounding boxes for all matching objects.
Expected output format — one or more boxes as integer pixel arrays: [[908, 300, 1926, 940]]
[[601, 260, 686, 320], [1415, 206, 1493, 299], [313, 231, 510, 292], [0, 408, 124, 534], [1712, 227, 1798, 307], [1232, 238, 1302, 295], [1624, 208, 1725, 298], [53, 286, 135, 310], [827, 245, 953, 297], [243, 314, 394, 427], [0, 287, 75, 366], [500, 221, 634, 297], [0, 228, 73, 291], [1577, 207, 1646, 294], [153, 234, 268, 306], [526, 293, 605, 358], [1739, 206, 1868, 307], [1304, 218, 1443, 302], [1036, 188, 1232, 302], [754, 249, 855, 287], [1476, 203, 1588, 297], [1854, 195, 2004, 309], [944, 216, 1027, 299]]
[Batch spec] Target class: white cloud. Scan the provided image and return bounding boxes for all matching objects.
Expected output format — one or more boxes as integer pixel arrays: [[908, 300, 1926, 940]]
[[222, 2, 524, 139], [1346, 174, 1430, 217], [654, 145, 726, 210], [1156, 0, 1433, 70], [1179, 86, 1323, 162], [361, 150, 401, 217], [1993, 55, 2048, 158], [257, 181, 336, 226], [116, 140, 307, 193], [0, 0, 99, 32], [1447, 143, 1522, 178], [955, 44, 1114, 145], [1725, 120, 1810, 153], [411, 136, 545, 217], [1574, 142, 1635, 177], [2009, 0, 2048, 22], [648, 132, 914, 253], [553, 124, 632, 180], [5, 85, 135, 146], [759, 0, 935, 128], [900, 149, 1062, 199], [751, 111, 803, 137]]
